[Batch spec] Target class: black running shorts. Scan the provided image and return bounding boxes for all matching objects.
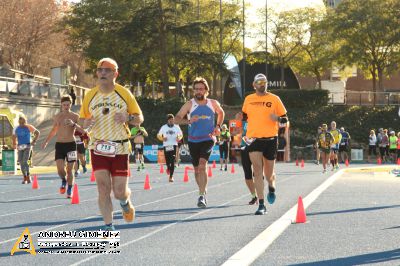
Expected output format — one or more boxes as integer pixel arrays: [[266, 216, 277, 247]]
[[188, 140, 215, 167], [247, 137, 278, 160]]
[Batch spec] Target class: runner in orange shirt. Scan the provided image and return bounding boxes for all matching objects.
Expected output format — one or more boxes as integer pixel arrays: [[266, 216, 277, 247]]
[[241, 74, 288, 215]]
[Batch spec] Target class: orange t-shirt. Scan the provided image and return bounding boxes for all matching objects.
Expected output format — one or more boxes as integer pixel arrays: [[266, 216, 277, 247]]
[[242, 93, 287, 138]]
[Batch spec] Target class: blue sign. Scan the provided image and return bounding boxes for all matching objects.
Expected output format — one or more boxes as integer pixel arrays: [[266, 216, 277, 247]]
[[141, 145, 220, 163]]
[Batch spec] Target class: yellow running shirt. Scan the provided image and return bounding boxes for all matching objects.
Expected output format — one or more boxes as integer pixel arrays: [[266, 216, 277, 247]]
[[242, 92, 287, 138], [80, 84, 142, 154], [329, 129, 342, 145]]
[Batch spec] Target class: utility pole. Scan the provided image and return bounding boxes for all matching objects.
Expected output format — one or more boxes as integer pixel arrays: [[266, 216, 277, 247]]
[[242, 0, 246, 99]]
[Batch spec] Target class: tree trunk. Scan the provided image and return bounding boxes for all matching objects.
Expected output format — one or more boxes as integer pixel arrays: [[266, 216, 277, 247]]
[[280, 64, 285, 90], [314, 67, 322, 90], [370, 65, 377, 106], [158, 0, 169, 98]]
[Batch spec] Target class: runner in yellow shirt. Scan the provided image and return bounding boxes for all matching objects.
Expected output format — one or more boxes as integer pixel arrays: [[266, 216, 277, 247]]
[[79, 58, 143, 231], [329, 121, 342, 170]]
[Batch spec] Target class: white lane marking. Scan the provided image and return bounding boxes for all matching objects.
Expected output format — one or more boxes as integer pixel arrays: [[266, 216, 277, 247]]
[[221, 170, 344, 266], [0, 179, 241, 245], [70, 193, 250, 266]]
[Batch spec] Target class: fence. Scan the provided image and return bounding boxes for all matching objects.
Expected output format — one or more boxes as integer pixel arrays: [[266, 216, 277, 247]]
[[0, 76, 89, 105], [329, 90, 400, 106]]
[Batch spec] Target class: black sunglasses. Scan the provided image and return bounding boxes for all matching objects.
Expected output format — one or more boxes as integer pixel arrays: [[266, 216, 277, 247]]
[[102, 108, 110, 115]]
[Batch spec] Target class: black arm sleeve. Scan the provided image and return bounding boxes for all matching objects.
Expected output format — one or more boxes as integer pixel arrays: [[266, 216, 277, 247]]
[[242, 112, 248, 122], [278, 114, 288, 123]]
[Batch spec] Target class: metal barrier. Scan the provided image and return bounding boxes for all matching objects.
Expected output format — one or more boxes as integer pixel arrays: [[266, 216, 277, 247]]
[[329, 90, 400, 106], [0, 76, 89, 105]]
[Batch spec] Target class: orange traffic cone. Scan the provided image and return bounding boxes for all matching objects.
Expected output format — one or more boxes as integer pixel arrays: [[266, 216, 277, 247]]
[[71, 184, 80, 204], [183, 169, 189, 183], [144, 174, 151, 190], [345, 159, 349, 167], [231, 164, 235, 174], [301, 159, 304, 168], [208, 166, 213, 177], [160, 164, 164, 174], [377, 158, 382, 165], [32, 175, 39, 189], [212, 160, 216, 168], [128, 167, 131, 177], [397, 158, 400, 165], [295, 196, 306, 223], [166, 168, 170, 175], [90, 171, 96, 182], [296, 159, 299, 166]]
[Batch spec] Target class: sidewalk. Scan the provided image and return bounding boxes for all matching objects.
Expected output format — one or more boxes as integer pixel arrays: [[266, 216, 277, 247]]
[[254, 167, 400, 265]]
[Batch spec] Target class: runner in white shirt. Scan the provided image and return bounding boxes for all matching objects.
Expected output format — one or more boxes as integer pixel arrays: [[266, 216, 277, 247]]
[[157, 114, 183, 182]]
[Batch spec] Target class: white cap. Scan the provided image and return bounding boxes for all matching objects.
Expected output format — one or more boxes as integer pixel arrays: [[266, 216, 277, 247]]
[[390, 131, 395, 134], [254, 73, 267, 82]]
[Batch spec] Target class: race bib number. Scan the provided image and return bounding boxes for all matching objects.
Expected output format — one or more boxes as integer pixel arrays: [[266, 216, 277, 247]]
[[165, 145, 174, 151], [67, 151, 77, 161], [135, 144, 142, 149], [94, 141, 117, 157], [17, 144, 28, 151]]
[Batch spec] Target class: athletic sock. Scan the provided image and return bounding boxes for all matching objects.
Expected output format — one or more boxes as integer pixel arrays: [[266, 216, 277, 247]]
[[268, 186, 275, 193], [251, 193, 257, 198], [120, 199, 128, 206], [259, 199, 265, 205]]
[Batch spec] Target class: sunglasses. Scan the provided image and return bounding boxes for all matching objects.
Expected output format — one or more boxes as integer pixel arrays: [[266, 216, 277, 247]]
[[97, 68, 114, 73], [102, 108, 110, 115], [255, 80, 267, 85]]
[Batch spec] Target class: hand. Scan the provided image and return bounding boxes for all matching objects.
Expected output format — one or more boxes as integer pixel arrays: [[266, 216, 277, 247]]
[[212, 126, 221, 136], [114, 112, 127, 124], [13, 144, 17, 150], [41, 142, 48, 149], [64, 119, 75, 127], [189, 115, 199, 124], [163, 137, 168, 141], [84, 118, 96, 131]]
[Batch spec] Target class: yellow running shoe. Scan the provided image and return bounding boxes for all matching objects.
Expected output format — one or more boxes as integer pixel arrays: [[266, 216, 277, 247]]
[[121, 200, 135, 223]]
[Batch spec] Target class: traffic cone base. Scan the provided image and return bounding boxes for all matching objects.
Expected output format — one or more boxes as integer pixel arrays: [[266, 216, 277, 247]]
[[71, 184, 80, 204], [183, 170, 189, 182], [90, 171, 96, 182], [295, 196, 307, 224], [160, 164, 164, 174], [144, 174, 151, 190], [32, 175, 39, 189]]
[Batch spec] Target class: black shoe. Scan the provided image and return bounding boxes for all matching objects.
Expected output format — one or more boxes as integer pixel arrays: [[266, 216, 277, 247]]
[[197, 195, 207, 208], [255, 205, 267, 215], [224, 166, 227, 171], [249, 196, 258, 205]]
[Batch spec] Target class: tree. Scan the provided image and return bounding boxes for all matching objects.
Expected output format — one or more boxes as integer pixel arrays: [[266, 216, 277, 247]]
[[256, 8, 309, 89], [290, 8, 337, 90], [63, 0, 242, 99], [330, 0, 400, 100]]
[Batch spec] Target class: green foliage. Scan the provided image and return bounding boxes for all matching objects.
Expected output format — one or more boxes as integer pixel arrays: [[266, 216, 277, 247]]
[[329, 0, 400, 91], [136, 96, 187, 144], [269, 89, 329, 108]]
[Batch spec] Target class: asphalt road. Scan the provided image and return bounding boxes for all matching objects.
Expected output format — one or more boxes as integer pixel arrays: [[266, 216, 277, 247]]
[[0, 162, 398, 266]]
